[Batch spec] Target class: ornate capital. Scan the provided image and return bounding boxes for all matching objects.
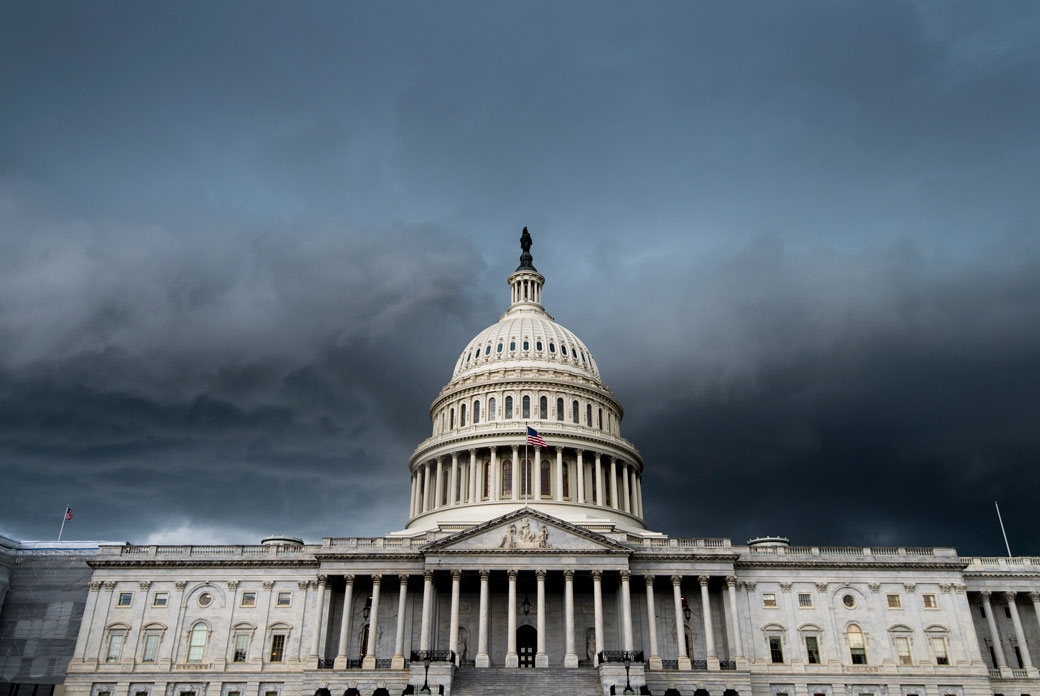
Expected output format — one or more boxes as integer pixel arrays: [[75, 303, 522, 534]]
[[725, 576, 737, 588], [451, 569, 463, 581], [226, 580, 239, 591], [489, 445, 497, 453], [103, 581, 117, 591], [468, 448, 477, 456], [646, 574, 656, 587], [903, 583, 916, 593], [980, 590, 993, 601], [479, 569, 491, 581], [424, 570, 435, 582], [592, 570, 603, 581], [744, 581, 756, 591], [954, 584, 967, 594], [940, 583, 953, 594], [697, 575, 710, 586], [619, 570, 630, 581], [779, 582, 792, 592], [816, 582, 828, 593], [174, 581, 187, 590], [868, 583, 881, 593], [1004, 591, 1018, 603], [1029, 591, 1040, 602], [511, 445, 519, 453], [535, 569, 547, 580], [399, 574, 410, 584], [564, 570, 575, 581], [371, 574, 382, 585], [298, 580, 310, 590], [88, 581, 103, 592], [139, 581, 153, 591], [262, 580, 275, 590], [344, 574, 356, 585], [507, 569, 518, 580], [316, 574, 328, 586]]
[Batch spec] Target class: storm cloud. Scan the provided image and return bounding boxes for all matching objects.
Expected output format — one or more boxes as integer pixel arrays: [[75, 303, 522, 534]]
[[1, 1, 1038, 555]]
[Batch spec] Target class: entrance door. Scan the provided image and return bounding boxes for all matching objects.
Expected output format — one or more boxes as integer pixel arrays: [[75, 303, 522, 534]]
[[517, 625, 537, 668]]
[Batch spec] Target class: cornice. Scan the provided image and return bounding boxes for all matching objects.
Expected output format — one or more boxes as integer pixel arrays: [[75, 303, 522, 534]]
[[421, 507, 633, 553], [631, 553, 740, 563], [433, 376, 620, 412], [411, 429, 643, 469], [425, 549, 630, 556], [736, 559, 968, 571], [88, 559, 320, 569], [314, 553, 424, 561]]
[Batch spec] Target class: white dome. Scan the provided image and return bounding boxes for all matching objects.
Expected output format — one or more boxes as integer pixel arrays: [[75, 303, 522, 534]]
[[451, 306, 602, 382]]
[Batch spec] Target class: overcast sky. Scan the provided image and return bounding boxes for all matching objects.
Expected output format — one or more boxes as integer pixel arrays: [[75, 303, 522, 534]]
[[2, 1, 1039, 555]]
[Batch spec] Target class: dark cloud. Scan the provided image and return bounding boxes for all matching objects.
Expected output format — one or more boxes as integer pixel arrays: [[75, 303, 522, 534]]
[[0, 1, 1039, 555]]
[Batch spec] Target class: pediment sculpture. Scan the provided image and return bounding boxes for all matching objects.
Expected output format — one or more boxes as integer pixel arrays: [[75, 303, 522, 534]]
[[499, 519, 551, 549]]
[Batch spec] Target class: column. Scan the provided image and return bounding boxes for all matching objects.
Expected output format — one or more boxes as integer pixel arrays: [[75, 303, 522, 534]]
[[409, 473, 417, 517], [672, 576, 691, 670], [727, 576, 744, 658], [309, 575, 327, 661], [555, 447, 564, 501], [622, 462, 631, 513], [609, 457, 619, 509], [469, 449, 478, 502], [620, 570, 634, 652], [334, 575, 355, 668], [435, 457, 444, 508], [73, 582, 102, 662], [449, 570, 462, 665], [698, 575, 717, 667], [564, 570, 577, 668], [593, 571, 604, 665], [576, 451, 585, 503], [476, 570, 490, 668], [419, 571, 433, 651], [1005, 592, 1035, 673], [536, 570, 548, 667], [511, 445, 520, 502], [450, 453, 459, 505], [423, 461, 433, 512], [534, 447, 542, 499], [362, 575, 381, 668], [490, 446, 499, 502], [506, 570, 518, 667], [392, 575, 408, 669], [981, 591, 1008, 668], [594, 454, 603, 506], [646, 575, 661, 669], [1031, 593, 1040, 648]]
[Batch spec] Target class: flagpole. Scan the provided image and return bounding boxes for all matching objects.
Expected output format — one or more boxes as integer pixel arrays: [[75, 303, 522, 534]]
[[995, 501, 1012, 558], [58, 506, 69, 541], [524, 422, 529, 505]]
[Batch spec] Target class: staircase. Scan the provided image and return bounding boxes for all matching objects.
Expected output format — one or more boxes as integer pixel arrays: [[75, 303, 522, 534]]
[[450, 667, 603, 695]]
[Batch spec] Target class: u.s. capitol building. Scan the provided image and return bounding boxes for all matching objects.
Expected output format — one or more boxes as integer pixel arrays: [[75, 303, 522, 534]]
[[30, 233, 1040, 696]]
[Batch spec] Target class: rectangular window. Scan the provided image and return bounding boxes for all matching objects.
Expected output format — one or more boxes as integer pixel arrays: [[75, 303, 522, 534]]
[[233, 633, 249, 662], [153, 592, 168, 607], [887, 594, 902, 609], [769, 636, 784, 663], [227, 692, 241, 696], [135, 691, 149, 696], [933, 636, 949, 665], [798, 593, 813, 608], [276, 592, 292, 607], [923, 594, 937, 609], [117, 592, 133, 607], [240, 592, 256, 607], [895, 636, 912, 665], [106, 633, 124, 662], [763, 593, 777, 607], [265, 691, 278, 696], [805, 636, 820, 664], [142, 634, 160, 663], [269, 634, 285, 662]]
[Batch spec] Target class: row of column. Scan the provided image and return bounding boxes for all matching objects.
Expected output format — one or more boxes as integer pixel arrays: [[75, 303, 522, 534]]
[[409, 447, 643, 518], [310, 571, 740, 670], [978, 590, 1040, 674]]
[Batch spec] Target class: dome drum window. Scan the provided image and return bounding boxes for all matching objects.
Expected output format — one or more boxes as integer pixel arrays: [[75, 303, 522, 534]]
[[505, 396, 513, 419], [549, 342, 556, 353], [536, 340, 543, 351], [497, 343, 503, 353], [523, 340, 530, 350], [510, 340, 516, 351], [485, 345, 491, 355]]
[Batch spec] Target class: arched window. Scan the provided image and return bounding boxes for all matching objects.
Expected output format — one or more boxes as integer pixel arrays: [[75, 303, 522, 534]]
[[483, 461, 491, 499], [556, 398, 564, 421], [187, 622, 207, 663], [539, 396, 547, 419], [522, 396, 530, 419], [848, 624, 867, 664], [489, 397, 497, 421], [562, 345, 568, 356], [520, 459, 532, 497], [505, 396, 513, 419], [473, 400, 481, 424], [549, 342, 556, 353], [536, 340, 543, 351], [510, 340, 516, 351], [497, 343, 503, 353], [562, 461, 571, 499], [586, 404, 592, 426], [540, 459, 551, 498], [484, 344, 491, 356], [598, 408, 603, 430], [450, 408, 455, 429], [502, 460, 512, 497], [523, 339, 530, 351], [572, 400, 579, 424], [460, 404, 467, 427]]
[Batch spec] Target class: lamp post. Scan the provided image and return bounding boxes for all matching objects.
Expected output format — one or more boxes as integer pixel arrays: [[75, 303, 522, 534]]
[[419, 654, 431, 694], [623, 653, 634, 695]]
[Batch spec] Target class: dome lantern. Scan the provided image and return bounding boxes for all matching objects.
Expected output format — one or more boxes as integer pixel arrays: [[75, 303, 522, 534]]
[[509, 227, 545, 310]]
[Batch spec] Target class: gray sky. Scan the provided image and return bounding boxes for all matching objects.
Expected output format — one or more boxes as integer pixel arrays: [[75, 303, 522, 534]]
[[2, 1, 1039, 554]]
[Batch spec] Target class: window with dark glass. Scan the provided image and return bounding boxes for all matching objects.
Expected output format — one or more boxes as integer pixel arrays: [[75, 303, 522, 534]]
[[510, 340, 516, 351], [497, 343, 503, 353], [562, 345, 568, 356], [549, 342, 555, 353], [536, 340, 543, 351], [562, 461, 570, 498], [598, 408, 603, 430], [523, 340, 530, 350], [522, 396, 530, 418], [450, 408, 455, 428], [489, 397, 496, 420], [848, 625, 867, 664], [506, 396, 513, 419], [520, 459, 532, 496], [502, 460, 513, 497], [474, 400, 480, 424], [805, 636, 820, 664], [769, 636, 784, 663], [572, 401, 579, 423], [233, 634, 249, 662], [586, 404, 592, 426], [485, 345, 491, 355], [269, 634, 285, 662], [460, 404, 466, 426], [539, 396, 547, 419], [540, 460, 551, 498], [556, 398, 564, 421]]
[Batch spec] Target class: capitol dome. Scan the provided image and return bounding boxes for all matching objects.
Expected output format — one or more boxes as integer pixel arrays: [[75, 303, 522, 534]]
[[404, 230, 646, 533]]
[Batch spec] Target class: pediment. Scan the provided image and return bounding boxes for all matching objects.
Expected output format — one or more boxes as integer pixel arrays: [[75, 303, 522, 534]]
[[423, 509, 630, 553]]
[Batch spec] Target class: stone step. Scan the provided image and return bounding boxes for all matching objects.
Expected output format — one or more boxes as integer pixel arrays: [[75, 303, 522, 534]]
[[450, 667, 602, 696]]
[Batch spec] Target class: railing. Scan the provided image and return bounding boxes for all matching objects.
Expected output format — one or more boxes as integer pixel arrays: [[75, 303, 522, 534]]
[[845, 665, 880, 673], [1011, 669, 1029, 679], [375, 659, 395, 669], [969, 557, 1040, 571], [989, 668, 1002, 679], [113, 544, 308, 557], [348, 659, 363, 669], [720, 660, 736, 670], [640, 538, 733, 549], [691, 659, 707, 670], [598, 651, 644, 663], [412, 421, 642, 462], [747, 545, 949, 557], [327, 537, 428, 549], [317, 658, 334, 669], [660, 660, 678, 670], [173, 663, 211, 670], [410, 650, 454, 663]]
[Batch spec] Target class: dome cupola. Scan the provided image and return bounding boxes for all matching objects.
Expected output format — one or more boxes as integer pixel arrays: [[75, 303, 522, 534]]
[[404, 228, 646, 533]]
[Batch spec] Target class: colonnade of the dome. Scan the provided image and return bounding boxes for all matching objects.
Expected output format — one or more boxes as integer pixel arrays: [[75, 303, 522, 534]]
[[431, 385, 621, 437], [407, 444, 644, 523]]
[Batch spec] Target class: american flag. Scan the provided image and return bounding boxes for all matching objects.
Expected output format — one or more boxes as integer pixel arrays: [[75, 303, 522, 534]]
[[526, 426, 547, 448], [64, 507, 73, 521]]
